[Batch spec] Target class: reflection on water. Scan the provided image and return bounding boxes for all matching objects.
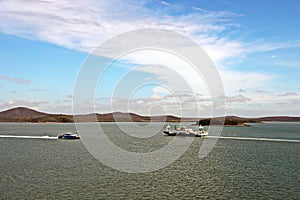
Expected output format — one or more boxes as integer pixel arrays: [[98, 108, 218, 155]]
[[0, 122, 299, 199]]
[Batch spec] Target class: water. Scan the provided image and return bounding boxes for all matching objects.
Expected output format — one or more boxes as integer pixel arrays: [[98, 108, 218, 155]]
[[0, 122, 299, 199]]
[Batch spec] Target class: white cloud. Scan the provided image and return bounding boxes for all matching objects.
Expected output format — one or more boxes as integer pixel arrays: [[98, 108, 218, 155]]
[[1, 0, 299, 116], [278, 92, 298, 97], [224, 91, 300, 116], [275, 61, 300, 68], [1, 0, 294, 68], [226, 94, 251, 103], [160, 1, 170, 6], [94, 92, 214, 117], [219, 70, 275, 94], [0, 0, 244, 57], [192, 6, 243, 17], [238, 89, 245, 93]]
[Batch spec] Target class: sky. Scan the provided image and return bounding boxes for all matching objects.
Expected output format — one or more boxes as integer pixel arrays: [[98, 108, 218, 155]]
[[0, 0, 300, 117]]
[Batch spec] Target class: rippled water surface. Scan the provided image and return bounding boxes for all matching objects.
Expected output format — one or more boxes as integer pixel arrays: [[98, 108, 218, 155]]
[[0, 122, 299, 199]]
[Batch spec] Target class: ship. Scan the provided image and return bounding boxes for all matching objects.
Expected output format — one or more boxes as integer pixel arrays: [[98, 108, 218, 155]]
[[163, 124, 207, 137], [58, 133, 80, 139]]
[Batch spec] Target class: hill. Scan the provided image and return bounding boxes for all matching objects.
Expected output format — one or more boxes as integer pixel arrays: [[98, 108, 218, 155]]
[[258, 116, 300, 122], [0, 107, 184, 123], [0, 107, 300, 123], [0, 107, 49, 122], [198, 116, 300, 126]]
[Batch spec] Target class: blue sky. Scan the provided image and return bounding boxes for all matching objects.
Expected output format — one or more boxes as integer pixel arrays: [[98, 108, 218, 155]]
[[0, 0, 299, 117]]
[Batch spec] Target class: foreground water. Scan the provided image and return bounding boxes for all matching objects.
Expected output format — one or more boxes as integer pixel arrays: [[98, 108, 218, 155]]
[[0, 122, 299, 199]]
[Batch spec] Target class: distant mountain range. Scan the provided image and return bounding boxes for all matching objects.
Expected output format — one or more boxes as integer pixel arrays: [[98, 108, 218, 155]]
[[0, 107, 300, 124], [198, 116, 300, 126], [0, 107, 189, 123]]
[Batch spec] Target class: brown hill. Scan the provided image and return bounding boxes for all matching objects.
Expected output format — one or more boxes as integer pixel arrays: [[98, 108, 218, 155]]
[[0, 107, 184, 122], [258, 116, 300, 122], [198, 116, 300, 126], [0, 107, 299, 123], [0, 107, 49, 121], [75, 112, 182, 122], [30, 115, 74, 123]]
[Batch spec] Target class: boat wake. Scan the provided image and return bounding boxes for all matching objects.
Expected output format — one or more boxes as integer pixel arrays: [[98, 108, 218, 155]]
[[206, 136, 300, 143], [0, 135, 58, 140]]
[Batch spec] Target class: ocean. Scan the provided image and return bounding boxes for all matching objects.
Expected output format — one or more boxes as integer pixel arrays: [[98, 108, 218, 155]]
[[0, 122, 299, 199]]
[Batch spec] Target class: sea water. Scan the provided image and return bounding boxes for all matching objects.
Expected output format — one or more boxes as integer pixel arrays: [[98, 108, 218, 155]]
[[0, 122, 299, 199]]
